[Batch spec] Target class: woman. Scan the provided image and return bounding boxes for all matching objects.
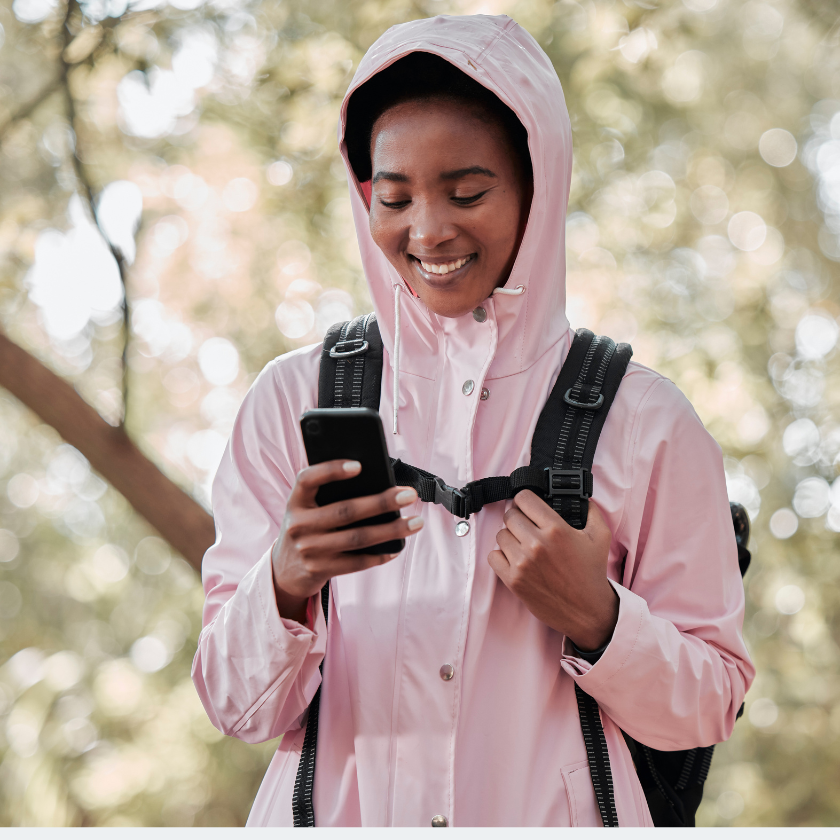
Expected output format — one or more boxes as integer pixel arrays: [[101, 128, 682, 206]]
[[192, 14, 754, 827]]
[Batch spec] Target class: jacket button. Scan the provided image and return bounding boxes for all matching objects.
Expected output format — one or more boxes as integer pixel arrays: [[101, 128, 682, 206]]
[[455, 521, 470, 537], [431, 815, 448, 827], [480, 387, 489, 400], [472, 306, 487, 322], [440, 663, 455, 681], [462, 380, 475, 396]]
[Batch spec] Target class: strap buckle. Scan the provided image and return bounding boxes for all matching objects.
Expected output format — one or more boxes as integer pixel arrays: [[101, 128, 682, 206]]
[[433, 477, 467, 519], [563, 388, 604, 410], [545, 467, 593, 499], [329, 339, 370, 359]]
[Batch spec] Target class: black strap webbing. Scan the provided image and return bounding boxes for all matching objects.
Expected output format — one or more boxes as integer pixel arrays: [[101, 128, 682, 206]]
[[576, 685, 619, 827], [291, 583, 330, 827]]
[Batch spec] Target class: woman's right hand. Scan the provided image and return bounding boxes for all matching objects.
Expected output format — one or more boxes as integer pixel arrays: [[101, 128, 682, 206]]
[[271, 459, 423, 623]]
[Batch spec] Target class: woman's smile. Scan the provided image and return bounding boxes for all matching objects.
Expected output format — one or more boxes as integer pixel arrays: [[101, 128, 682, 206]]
[[409, 253, 476, 284]]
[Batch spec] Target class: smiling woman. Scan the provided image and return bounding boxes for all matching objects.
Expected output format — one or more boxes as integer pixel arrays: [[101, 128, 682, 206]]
[[192, 14, 753, 829], [346, 53, 533, 317]]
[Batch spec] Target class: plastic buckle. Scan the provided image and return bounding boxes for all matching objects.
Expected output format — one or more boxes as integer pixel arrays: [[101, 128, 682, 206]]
[[329, 339, 370, 359], [545, 467, 593, 499], [433, 477, 467, 519]]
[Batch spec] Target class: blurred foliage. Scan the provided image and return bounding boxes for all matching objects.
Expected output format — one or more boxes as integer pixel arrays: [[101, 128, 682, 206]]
[[1, 0, 839, 827]]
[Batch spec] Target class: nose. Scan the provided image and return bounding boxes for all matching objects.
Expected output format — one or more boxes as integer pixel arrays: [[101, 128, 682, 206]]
[[408, 198, 457, 252]]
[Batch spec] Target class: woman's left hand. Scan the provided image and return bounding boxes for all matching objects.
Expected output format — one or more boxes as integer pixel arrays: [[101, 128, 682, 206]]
[[488, 490, 619, 652]]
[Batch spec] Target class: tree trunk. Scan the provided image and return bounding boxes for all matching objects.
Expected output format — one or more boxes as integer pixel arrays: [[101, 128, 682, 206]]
[[0, 331, 215, 570]]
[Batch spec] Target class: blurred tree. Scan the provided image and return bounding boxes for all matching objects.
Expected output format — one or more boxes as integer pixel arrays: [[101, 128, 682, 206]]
[[0, 0, 839, 828]]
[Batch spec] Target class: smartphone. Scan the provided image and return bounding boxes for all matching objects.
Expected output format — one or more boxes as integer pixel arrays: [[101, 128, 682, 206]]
[[300, 408, 405, 555]]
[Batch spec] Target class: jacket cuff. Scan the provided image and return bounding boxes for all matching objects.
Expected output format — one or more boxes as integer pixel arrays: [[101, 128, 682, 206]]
[[560, 579, 646, 688]]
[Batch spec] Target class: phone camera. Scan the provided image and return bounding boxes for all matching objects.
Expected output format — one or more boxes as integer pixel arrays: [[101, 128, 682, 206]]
[[305, 419, 321, 436]]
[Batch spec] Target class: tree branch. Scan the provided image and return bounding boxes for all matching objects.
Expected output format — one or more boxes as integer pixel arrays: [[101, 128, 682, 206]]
[[60, 0, 132, 427], [0, 330, 215, 570]]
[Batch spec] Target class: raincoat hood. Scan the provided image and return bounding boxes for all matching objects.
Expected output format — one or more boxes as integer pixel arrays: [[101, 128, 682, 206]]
[[338, 14, 572, 380]]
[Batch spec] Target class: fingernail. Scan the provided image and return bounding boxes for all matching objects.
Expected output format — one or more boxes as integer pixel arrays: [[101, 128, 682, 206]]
[[389, 552, 401, 559], [395, 488, 417, 505], [343, 461, 361, 473], [407, 516, 424, 531]]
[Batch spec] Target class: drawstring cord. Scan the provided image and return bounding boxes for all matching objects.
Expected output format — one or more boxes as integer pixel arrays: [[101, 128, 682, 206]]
[[393, 283, 402, 434], [390, 283, 524, 434], [491, 284, 526, 296]]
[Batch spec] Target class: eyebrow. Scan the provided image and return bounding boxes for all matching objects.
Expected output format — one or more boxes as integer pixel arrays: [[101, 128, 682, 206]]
[[372, 171, 409, 185], [440, 166, 497, 180], [371, 166, 498, 185]]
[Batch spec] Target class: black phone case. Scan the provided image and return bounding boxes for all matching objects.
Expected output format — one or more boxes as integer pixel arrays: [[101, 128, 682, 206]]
[[300, 408, 405, 555]]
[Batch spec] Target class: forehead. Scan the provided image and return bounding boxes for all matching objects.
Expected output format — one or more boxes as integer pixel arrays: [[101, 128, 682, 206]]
[[370, 99, 512, 166]]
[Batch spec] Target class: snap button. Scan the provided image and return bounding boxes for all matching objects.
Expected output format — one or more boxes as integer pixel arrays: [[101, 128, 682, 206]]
[[431, 815, 448, 827], [440, 663, 455, 681], [480, 387, 489, 401], [462, 380, 475, 396], [455, 521, 470, 537], [472, 306, 487, 322]]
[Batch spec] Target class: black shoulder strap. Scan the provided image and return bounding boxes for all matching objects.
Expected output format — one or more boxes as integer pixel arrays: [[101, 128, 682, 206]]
[[531, 329, 633, 529], [318, 313, 383, 411], [293, 315, 383, 826]]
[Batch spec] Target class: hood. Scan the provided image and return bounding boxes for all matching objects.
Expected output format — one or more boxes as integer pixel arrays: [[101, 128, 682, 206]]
[[338, 14, 572, 381]]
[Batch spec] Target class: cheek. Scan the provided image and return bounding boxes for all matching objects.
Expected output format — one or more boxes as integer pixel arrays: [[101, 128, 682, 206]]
[[480, 201, 522, 260]]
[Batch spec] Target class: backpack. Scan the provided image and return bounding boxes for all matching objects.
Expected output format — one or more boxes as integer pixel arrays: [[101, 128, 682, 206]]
[[292, 313, 751, 827]]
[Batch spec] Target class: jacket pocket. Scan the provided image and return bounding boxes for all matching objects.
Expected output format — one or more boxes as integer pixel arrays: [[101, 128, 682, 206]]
[[561, 760, 603, 827]]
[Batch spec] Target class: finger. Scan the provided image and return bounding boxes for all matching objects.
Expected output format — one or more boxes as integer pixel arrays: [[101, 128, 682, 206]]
[[322, 552, 400, 578], [513, 489, 569, 531], [502, 505, 539, 542], [487, 549, 510, 579], [300, 514, 423, 555], [496, 527, 522, 561], [309, 486, 418, 532], [291, 460, 361, 507]]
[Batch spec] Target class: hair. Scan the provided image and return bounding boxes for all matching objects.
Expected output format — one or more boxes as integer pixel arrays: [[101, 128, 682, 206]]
[[345, 52, 532, 184]]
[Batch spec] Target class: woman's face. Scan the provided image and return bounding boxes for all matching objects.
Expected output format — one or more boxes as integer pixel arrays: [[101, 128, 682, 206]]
[[368, 98, 532, 319]]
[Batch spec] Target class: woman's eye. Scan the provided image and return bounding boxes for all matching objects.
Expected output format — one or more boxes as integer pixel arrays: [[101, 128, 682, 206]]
[[453, 191, 488, 205], [378, 198, 410, 209]]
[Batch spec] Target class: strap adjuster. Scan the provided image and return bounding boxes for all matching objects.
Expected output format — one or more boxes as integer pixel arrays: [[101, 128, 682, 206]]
[[563, 388, 604, 410], [545, 467, 593, 499], [329, 339, 370, 359]]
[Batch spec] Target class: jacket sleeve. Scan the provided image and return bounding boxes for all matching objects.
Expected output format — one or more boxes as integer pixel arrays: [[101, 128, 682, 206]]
[[560, 376, 755, 751], [191, 360, 326, 744]]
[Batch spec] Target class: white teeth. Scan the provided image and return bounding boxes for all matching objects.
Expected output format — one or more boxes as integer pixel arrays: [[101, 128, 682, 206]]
[[419, 256, 472, 275]]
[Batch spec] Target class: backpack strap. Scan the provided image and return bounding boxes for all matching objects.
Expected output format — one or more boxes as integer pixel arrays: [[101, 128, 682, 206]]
[[318, 313, 383, 411], [291, 582, 330, 827], [292, 314, 382, 826]]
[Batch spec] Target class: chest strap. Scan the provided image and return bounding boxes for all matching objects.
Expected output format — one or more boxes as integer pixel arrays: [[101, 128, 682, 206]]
[[390, 460, 592, 521]]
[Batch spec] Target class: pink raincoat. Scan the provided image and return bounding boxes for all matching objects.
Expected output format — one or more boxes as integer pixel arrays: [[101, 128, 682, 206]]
[[192, 14, 754, 827]]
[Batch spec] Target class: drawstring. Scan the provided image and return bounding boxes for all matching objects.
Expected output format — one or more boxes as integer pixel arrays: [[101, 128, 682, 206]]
[[393, 283, 402, 434], [491, 285, 526, 296]]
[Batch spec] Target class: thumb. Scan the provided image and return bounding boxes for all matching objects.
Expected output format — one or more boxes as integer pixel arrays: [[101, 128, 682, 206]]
[[584, 500, 612, 541]]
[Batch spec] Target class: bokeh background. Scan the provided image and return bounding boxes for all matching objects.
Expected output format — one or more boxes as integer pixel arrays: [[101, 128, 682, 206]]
[[1, 0, 839, 827]]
